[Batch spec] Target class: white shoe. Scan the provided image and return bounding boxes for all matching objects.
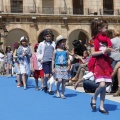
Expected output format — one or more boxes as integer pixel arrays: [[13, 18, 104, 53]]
[[106, 85, 112, 93]]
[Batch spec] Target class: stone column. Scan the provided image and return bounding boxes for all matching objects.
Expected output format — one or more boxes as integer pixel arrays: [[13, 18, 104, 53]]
[[29, 25, 37, 52]]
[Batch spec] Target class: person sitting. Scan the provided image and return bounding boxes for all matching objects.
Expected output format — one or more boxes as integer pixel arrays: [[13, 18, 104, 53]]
[[110, 30, 120, 96], [111, 62, 120, 96], [70, 40, 87, 78], [71, 50, 91, 82]]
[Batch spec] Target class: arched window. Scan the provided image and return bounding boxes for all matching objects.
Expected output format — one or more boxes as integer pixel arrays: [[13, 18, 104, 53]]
[[42, 0, 54, 14], [103, 0, 113, 15], [73, 0, 83, 15], [11, 0, 23, 13]]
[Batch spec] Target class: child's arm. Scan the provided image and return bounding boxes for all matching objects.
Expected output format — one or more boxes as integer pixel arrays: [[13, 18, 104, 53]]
[[67, 51, 71, 71], [90, 46, 114, 56], [74, 55, 85, 63], [26, 46, 32, 58], [52, 50, 56, 73], [30, 56, 35, 72], [37, 42, 45, 61], [13, 49, 17, 58]]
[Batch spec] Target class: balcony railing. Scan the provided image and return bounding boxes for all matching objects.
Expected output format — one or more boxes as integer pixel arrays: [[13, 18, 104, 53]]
[[2, 6, 120, 15]]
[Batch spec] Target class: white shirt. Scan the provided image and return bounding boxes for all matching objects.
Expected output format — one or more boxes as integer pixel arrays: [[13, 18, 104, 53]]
[[110, 37, 120, 61], [37, 40, 56, 60], [0, 53, 4, 62], [35, 53, 43, 70]]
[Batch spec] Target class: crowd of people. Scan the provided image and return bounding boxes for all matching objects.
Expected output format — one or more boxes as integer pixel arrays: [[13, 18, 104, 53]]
[[0, 18, 120, 114]]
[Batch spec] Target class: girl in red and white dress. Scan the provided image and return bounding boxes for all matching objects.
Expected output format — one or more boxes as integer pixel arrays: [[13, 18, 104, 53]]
[[31, 43, 44, 91], [88, 19, 114, 114]]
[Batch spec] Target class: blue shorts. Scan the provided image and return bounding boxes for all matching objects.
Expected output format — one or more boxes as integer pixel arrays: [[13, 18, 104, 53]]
[[43, 61, 52, 75]]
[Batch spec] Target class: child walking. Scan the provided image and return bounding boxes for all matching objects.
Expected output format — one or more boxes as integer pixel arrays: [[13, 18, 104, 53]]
[[5, 46, 13, 77], [37, 30, 55, 94], [31, 43, 44, 91], [13, 42, 21, 87], [88, 18, 114, 114], [52, 35, 71, 99], [17, 36, 32, 90]]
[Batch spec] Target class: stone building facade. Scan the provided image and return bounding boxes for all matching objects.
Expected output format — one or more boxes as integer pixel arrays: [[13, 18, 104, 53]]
[[0, 0, 120, 50]]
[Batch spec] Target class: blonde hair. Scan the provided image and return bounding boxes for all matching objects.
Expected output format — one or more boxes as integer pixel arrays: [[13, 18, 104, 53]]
[[114, 30, 120, 37]]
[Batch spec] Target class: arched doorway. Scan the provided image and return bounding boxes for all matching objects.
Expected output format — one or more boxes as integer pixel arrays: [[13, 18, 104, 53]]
[[38, 29, 59, 43], [68, 29, 89, 50], [6, 29, 29, 50]]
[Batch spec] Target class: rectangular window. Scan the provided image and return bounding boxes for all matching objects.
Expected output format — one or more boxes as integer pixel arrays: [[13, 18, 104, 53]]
[[73, 0, 83, 15], [11, 0, 23, 13], [42, 0, 54, 14], [103, 0, 114, 15]]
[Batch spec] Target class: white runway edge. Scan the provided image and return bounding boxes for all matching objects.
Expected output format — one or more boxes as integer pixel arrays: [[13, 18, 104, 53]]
[[30, 77, 120, 103]]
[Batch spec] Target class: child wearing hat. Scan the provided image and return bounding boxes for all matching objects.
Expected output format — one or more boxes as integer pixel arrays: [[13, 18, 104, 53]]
[[31, 43, 44, 91], [52, 35, 71, 99], [17, 36, 32, 90], [37, 29, 55, 94]]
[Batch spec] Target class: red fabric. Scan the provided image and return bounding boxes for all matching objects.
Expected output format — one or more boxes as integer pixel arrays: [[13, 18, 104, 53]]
[[88, 34, 113, 79], [34, 43, 39, 48], [94, 34, 112, 51], [33, 69, 44, 79]]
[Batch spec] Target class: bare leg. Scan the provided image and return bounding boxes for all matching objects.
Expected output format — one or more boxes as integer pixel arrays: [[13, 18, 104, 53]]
[[56, 78, 62, 97], [111, 62, 120, 78], [17, 74, 21, 84], [9, 64, 12, 76], [72, 65, 82, 80], [22, 73, 27, 90], [78, 67, 87, 80], [35, 78, 39, 90], [74, 78, 85, 89], [113, 68, 120, 96], [100, 86, 106, 110], [92, 82, 106, 105], [117, 68, 120, 87], [6, 64, 10, 77], [48, 74, 53, 92], [41, 77, 44, 88], [61, 80, 66, 99]]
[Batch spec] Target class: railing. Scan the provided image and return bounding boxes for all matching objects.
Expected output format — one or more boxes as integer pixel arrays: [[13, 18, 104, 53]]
[[88, 8, 120, 15], [2, 6, 120, 15]]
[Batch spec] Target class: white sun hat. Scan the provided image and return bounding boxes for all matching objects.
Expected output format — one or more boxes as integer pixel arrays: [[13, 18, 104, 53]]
[[20, 36, 28, 42], [55, 35, 67, 45]]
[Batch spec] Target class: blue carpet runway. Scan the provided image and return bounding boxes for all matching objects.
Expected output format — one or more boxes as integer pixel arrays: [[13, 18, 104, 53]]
[[0, 76, 120, 120]]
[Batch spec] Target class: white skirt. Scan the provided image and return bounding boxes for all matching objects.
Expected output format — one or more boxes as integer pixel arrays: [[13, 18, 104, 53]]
[[19, 62, 30, 76]]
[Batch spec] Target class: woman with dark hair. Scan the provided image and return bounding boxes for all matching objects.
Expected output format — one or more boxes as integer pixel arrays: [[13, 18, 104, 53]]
[[70, 40, 87, 78], [13, 42, 22, 87]]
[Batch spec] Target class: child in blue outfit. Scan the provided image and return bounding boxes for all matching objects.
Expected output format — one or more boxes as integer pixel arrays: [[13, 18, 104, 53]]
[[52, 35, 71, 99]]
